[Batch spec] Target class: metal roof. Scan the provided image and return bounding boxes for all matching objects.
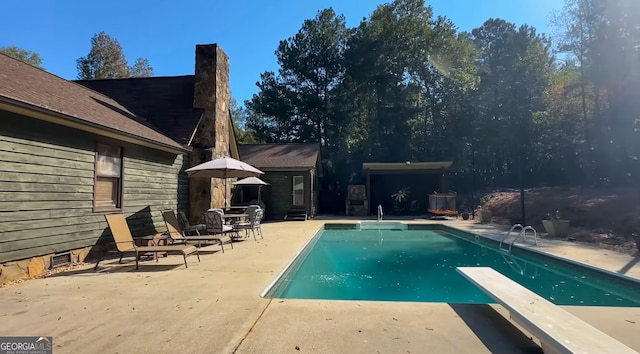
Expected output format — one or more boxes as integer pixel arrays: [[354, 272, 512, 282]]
[[362, 161, 453, 174]]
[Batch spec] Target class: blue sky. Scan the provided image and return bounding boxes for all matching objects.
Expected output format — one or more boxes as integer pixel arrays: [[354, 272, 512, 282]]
[[0, 0, 560, 105]]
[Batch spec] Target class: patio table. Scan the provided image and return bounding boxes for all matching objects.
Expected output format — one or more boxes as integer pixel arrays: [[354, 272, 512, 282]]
[[225, 206, 249, 214], [221, 213, 248, 224]]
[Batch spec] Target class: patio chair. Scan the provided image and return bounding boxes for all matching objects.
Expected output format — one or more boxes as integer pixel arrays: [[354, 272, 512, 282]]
[[234, 208, 264, 241], [248, 200, 266, 213], [177, 211, 207, 235], [204, 209, 239, 239], [225, 204, 259, 235], [243, 205, 261, 222], [162, 210, 233, 252], [95, 214, 200, 270]]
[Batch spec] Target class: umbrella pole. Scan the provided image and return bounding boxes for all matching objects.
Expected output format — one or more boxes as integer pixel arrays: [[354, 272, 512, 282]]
[[224, 178, 228, 210]]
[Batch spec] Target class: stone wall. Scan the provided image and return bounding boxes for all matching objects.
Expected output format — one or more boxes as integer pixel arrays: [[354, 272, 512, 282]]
[[0, 246, 91, 285], [189, 44, 232, 223]]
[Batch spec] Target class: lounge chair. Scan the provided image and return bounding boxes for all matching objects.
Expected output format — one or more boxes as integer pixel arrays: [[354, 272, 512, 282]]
[[235, 208, 264, 241], [177, 211, 207, 235], [95, 214, 200, 270], [162, 210, 233, 252]]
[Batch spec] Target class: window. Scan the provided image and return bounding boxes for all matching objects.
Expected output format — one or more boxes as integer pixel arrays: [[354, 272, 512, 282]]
[[94, 144, 123, 211], [292, 175, 304, 206]]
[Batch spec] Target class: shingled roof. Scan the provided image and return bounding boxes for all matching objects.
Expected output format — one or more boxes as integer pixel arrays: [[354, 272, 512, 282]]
[[76, 76, 203, 145], [0, 53, 185, 152], [238, 143, 320, 170]]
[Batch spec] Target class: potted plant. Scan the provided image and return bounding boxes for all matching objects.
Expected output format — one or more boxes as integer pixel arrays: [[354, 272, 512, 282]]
[[542, 210, 570, 238], [473, 195, 492, 223], [477, 206, 492, 223]]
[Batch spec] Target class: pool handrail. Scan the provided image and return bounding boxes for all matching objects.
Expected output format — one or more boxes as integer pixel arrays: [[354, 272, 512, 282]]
[[508, 226, 537, 253], [500, 224, 537, 253], [499, 224, 523, 251]]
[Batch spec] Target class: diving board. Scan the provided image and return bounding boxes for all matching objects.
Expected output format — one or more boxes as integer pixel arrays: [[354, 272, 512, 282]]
[[456, 267, 638, 354]]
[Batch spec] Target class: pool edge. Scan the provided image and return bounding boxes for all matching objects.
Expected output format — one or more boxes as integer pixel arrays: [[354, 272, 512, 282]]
[[438, 223, 640, 287], [259, 223, 325, 298]]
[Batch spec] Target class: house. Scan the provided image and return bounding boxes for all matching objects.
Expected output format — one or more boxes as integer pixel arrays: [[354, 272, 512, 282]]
[[76, 44, 238, 224], [0, 43, 235, 282], [0, 53, 187, 278], [237, 143, 321, 220]]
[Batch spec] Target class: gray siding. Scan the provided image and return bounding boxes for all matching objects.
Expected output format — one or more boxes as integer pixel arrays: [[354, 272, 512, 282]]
[[177, 154, 190, 213], [0, 110, 183, 263], [261, 171, 313, 220]]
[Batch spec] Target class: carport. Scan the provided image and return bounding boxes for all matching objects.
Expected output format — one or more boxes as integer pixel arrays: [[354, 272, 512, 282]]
[[362, 161, 453, 215]]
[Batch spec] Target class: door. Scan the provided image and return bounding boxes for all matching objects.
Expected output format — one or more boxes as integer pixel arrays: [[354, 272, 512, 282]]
[[292, 175, 304, 206]]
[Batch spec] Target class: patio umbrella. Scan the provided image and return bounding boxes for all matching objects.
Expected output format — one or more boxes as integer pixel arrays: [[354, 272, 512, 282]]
[[233, 176, 270, 204], [185, 157, 263, 208]]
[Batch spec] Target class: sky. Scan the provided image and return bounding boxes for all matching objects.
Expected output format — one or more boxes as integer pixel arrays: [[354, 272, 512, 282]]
[[0, 0, 561, 105]]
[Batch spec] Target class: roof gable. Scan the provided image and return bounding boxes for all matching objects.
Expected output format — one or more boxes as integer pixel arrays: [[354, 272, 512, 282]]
[[75, 76, 202, 145], [238, 143, 320, 170], [0, 54, 184, 152]]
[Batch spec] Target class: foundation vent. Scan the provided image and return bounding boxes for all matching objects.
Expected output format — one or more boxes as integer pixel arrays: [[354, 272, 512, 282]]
[[50, 252, 72, 269]]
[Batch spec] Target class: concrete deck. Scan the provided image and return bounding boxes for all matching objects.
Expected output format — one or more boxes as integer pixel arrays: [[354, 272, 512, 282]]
[[1, 219, 639, 353]]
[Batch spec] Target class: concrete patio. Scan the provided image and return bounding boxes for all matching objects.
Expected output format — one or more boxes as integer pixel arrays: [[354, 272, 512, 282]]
[[1, 218, 639, 353]]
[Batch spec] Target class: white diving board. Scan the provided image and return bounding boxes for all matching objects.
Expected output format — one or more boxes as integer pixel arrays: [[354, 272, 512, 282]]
[[456, 266, 638, 354]]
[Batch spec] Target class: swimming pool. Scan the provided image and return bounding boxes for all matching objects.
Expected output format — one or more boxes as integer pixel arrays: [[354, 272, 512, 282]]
[[263, 223, 640, 306]]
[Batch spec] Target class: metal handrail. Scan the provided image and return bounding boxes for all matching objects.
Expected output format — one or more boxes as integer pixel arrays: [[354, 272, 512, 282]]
[[500, 252, 524, 275], [508, 226, 537, 253], [499, 224, 523, 250], [377, 204, 383, 221]]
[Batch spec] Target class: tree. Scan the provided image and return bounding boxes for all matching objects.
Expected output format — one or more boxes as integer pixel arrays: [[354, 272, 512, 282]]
[[76, 32, 153, 79], [552, 0, 640, 185], [129, 57, 154, 78], [0, 46, 43, 68], [552, 0, 601, 183], [533, 64, 585, 185], [470, 19, 553, 187], [342, 0, 433, 162], [247, 8, 350, 147], [230, 97, 257, 143], [245, 0, 639, 195]]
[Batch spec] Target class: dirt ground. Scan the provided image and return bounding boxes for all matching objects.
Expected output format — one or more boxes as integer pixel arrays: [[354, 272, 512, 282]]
[[481, 187, 640, 255]]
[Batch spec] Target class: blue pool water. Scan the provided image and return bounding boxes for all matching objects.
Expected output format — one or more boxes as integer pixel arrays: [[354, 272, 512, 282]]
[[265, 225, 640, 306]]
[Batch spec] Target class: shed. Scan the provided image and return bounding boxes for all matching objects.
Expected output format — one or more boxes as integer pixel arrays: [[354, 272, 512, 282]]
[[237, 143, 321, 220]]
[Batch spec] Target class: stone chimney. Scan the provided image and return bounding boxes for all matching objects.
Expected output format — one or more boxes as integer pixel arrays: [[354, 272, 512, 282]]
[[189, 44, 231, 221]]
